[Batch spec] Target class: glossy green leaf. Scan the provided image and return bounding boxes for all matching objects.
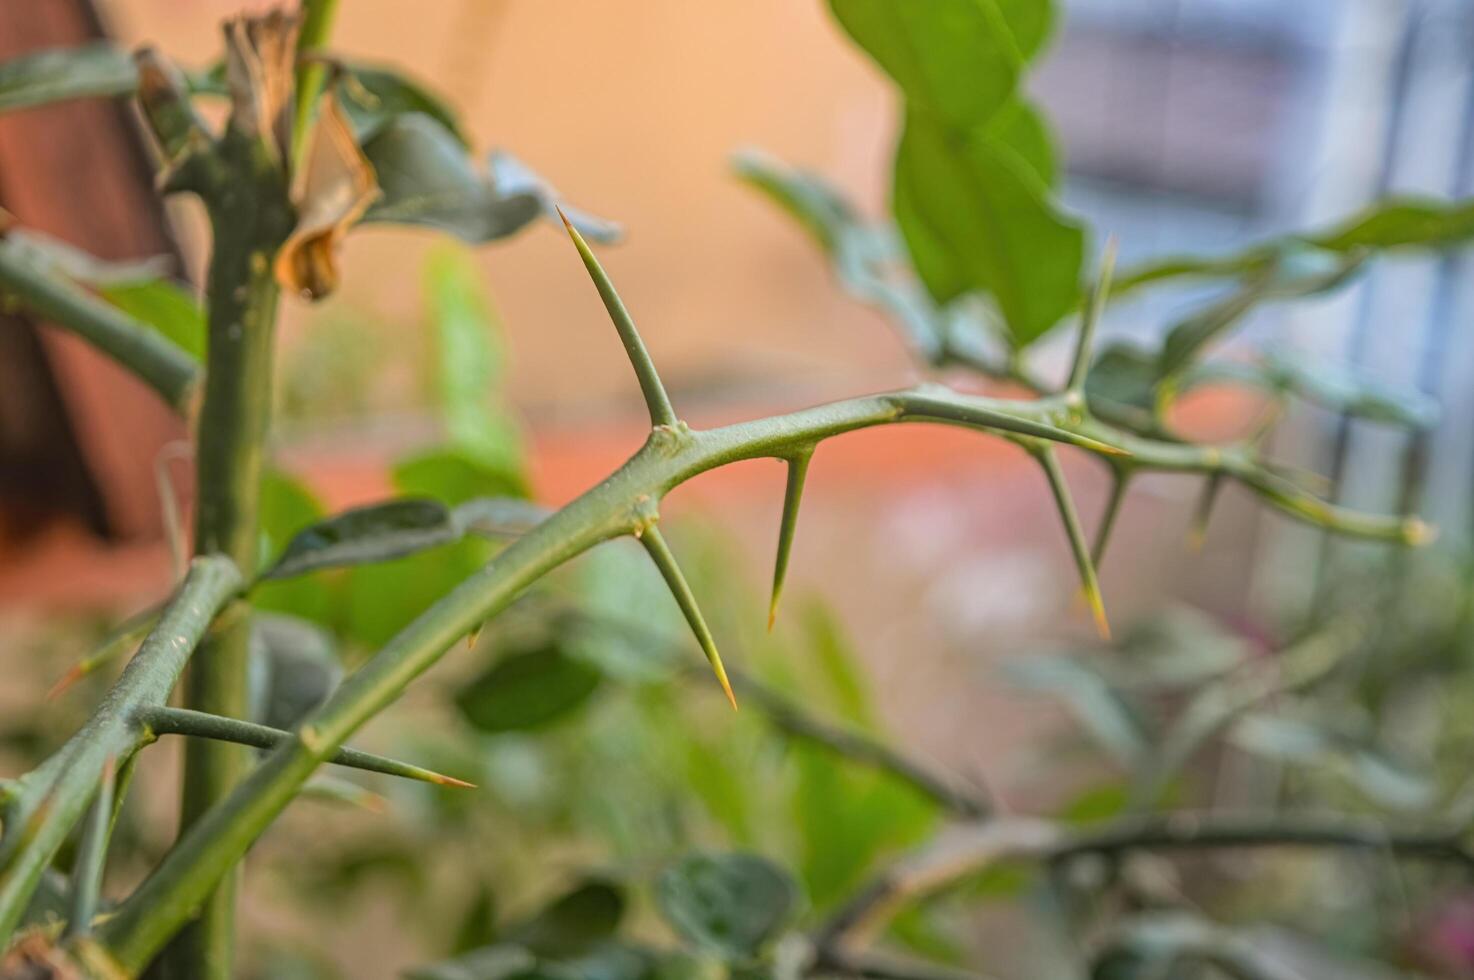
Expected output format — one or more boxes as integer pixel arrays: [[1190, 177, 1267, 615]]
[[264, 498, 460, 580], [0, 43, 137, 113], [362, 113, 619, 245], [455, 640, 603, 733], [828, 0, 1023, 130], [894, 109, 1084, 347], [655, 853, 798, 960]]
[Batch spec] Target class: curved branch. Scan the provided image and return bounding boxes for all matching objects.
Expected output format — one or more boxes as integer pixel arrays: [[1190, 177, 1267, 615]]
[[0, 235, 200, 412]]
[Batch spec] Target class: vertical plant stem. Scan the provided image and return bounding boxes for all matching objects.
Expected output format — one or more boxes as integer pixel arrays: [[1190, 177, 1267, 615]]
[[169, 130, 294, 980], [292, 0, 343, 167]]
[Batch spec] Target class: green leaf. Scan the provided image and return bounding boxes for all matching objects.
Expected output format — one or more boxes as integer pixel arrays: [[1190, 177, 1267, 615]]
[[339, 62, 468, 145], [894, 109, 1085, 347], [733, 149, 945, 359], [1004, 655, 1148, 768], [802, 603, 873, 728], [828, 0, 1023, 130], [253, 469, 338, 627], [1156, 248, 1364, 378], [394, 449, 530, 507], [248, 613, 342, 730], [264, 498, 461, 580], [98, 280, 205, 361], [424, 245, 527, 477], [507, 879, 626, 956], [983, 98, 1057, 187], [1230, 713, 1435, 810], [1114, 196, 1474, 298], [407, 944, 538, 980], [1308, 196, 1474, 251], [1184, 352, 1438, 430], [0, 43, 137, 113], [361, 113, 619, 245], [455, 639, 603, 733], [655, 853, 798, 961]]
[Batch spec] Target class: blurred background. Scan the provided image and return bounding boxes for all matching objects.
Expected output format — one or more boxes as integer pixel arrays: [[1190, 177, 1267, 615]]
[[3, 0, 1474, 977]]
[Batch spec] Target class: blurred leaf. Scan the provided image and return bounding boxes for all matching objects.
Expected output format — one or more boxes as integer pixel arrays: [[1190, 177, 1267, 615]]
[[362, 114, 618, 245], [895, 109, 1084, 347], [19, 869, 68, 931], [1185, 353, 1438, 430], [395, 449, 529, 508], [451, 883, 500, 956], [802, 603, 872, 728], [456, 639, 603, 733], [1084, 343, 1160, 428], [424, 246, 527, 478], [733, 149, 945, 359], [792, 743, 936, 909], [1308, 197, 1474, 251], [656, 853, 798, 960], [453, 498, 550, 538], [569, 541, 686, 683], [1156, 248, 1364, 378], [984, 98, 1057, 186], [1057, 782, 1129, 826], [343, 536, 493, 648], [339, 63, 467, 145], [265, 498, 461, 579], [1114, 195, 1474, 298], [0, 43, 137, 112], [99, 280, 205, 360], [407, 945, 537, 980], [507, 879, 626, 957], [249, 613, 342, 730], [1230, 713, 1435, 810], [827, 0, 1023, 130], [1004, 655, 1148, 768], [254, 469, 338, 627]]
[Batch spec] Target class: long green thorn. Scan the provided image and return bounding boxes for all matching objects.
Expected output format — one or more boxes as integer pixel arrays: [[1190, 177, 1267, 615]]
[[1067, 238, 1118, 393], [1188, 474, 1225, 552], [638, 525, 738, 709], [65, 757, 115, 940], [769, 449, 814, 631], [558, 207, 679, 429], [1036, 447, 1111, 640], [138, 707, 475, 789], [1091, 464, 1132, 567]]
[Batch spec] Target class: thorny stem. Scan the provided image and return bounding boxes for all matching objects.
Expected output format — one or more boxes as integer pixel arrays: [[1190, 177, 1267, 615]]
[[0, 556, 241, 950]]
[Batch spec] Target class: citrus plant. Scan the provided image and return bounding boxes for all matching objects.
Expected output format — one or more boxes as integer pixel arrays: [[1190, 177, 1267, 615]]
[[0, 2, 1470, 978]]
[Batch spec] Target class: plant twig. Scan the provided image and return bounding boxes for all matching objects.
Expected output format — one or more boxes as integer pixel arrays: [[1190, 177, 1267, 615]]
[[63, 759, 116, 940]]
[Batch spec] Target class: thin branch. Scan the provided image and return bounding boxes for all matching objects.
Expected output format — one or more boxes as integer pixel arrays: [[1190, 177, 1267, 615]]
[[0, 556, 240, 949], [0, 234, 200, 412], [63, 758, 116, 940], [559, 209, 679, 429], [1091, 463, 1132, 567], [817, 812, 1474, 955], [138, 707, 474, 788], [639, 524, 737, 710]]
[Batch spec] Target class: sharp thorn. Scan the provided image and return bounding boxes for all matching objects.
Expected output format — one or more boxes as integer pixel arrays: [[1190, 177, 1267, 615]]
[[638, 525, 739, 711]]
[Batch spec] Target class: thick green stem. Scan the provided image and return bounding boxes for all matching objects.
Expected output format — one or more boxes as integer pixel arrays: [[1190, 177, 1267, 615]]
[[168, 127, 293, 980]]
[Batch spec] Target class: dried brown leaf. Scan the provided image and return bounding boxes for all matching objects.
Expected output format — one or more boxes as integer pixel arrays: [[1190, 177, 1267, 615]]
[[222, 9, 299, 162]]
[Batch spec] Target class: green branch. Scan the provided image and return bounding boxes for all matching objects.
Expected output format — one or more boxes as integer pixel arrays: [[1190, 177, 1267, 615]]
[[0, 235, 200, 411], [0, 556, 240, 949]]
